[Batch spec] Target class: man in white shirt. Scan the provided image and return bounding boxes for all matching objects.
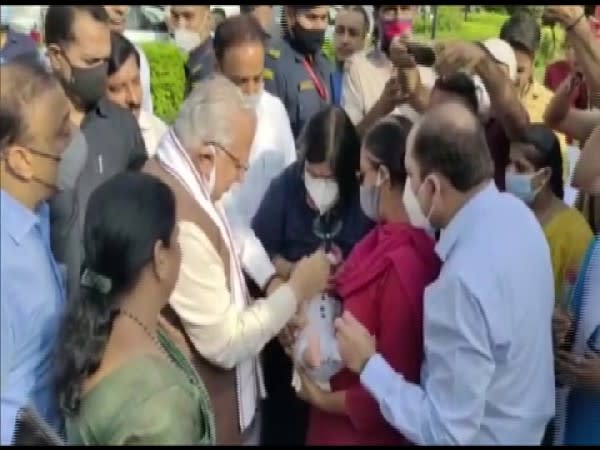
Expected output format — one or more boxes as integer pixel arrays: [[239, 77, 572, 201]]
[[335, 102, 556, 445], [144, 75, 330, 445], [104, 5, 153, 114], [212, 13, 297, 290]]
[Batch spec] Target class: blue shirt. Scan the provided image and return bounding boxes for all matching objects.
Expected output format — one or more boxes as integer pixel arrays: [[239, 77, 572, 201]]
[[360, 182, 556, 445], [1, 190, 66, 445], [0, 29, 40, 66], [564, 236, 600, 445], [331, 67, 344, 107], [263, 38, 333, 138]]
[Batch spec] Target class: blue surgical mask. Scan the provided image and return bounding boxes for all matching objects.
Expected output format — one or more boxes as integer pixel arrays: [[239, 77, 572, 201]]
[[505, 171, 539, 205]]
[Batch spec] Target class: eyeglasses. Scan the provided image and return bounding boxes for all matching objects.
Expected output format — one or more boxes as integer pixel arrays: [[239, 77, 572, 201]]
[[205, 141, 249, 172]]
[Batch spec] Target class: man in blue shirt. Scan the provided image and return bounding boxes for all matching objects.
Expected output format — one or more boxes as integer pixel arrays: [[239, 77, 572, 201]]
[[335, 103, 555, 445], [0, 61, 77, 444]]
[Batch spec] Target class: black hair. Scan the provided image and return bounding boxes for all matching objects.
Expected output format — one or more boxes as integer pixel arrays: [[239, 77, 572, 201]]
[[213, 14, 268, 64], [339, 5, 370, 35], [298, 105, 361, 208], [499, 12, 541, 57], [55, 172, 177, 415], [364, 118, 412, 187], [433, 72, 479, 114], [108, 31, 140, 77], [0, 61, 60, 152], [389, 114, 414, 129], [413, 104, 494, 192], [517, 123, 564, 200], [45, 5, 110, 46]]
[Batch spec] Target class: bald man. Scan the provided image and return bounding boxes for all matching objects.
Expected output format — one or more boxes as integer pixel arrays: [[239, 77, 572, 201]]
[[335, 102, 555, 445], [1, 61, 83, 444]]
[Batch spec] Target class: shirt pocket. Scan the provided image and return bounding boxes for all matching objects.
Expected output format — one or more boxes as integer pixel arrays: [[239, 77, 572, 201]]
[[295, 80, 323, 133]]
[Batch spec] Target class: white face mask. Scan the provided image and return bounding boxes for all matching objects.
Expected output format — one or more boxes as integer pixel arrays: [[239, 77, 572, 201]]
[[403, 179, 428, 228], [304, 171, 339, 216], [244, 86, 263, 110], [412, 175, 439, 234], [173, 27, 202, 53]]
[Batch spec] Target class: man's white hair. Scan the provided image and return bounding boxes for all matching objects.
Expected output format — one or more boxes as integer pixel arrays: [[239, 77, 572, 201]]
[[172, 74, 253, 151]]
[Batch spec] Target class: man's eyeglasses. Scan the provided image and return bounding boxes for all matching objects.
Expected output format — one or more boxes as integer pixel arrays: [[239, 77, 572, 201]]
[[206, 141, 249, 172]]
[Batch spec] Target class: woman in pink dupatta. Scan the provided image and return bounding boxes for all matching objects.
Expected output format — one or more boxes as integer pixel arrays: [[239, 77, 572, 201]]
[[298, 117, 441, 445]]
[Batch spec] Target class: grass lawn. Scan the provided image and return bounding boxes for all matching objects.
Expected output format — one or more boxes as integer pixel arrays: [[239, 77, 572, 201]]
[[414, 7, 565, 82]]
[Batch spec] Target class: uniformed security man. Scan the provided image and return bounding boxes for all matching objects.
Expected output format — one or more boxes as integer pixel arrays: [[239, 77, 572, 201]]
[[240, 5, 281, 47], [263, 5, 333, 139], [170, 5, 215, 95]]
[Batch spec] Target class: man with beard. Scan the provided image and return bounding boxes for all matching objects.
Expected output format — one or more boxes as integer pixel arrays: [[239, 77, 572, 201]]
[[44, 5, 147, 302], [263, 6, 332, 138]]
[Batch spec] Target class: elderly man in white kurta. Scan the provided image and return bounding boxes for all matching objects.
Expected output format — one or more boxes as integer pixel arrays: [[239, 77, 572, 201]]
[[145, 75, 330, 445]]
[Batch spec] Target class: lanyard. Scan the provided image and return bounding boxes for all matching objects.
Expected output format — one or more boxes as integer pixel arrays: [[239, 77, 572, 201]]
[[302, 57, 328, 101]]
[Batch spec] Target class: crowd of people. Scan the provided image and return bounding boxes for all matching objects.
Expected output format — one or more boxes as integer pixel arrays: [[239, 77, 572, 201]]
[[1, 4, 599, 446]]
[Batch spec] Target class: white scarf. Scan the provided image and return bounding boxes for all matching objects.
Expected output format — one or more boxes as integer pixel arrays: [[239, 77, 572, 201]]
[[156, 129, 264, 432]]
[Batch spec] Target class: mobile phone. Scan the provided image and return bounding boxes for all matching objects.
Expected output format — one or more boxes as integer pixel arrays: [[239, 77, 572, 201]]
[[406, 42, 437, 67]]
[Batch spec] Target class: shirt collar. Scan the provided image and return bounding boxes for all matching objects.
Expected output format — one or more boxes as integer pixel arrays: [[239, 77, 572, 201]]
[[85, 97, 110, 120], [435, 181, 497, 262], [0, 189, 43, 244]]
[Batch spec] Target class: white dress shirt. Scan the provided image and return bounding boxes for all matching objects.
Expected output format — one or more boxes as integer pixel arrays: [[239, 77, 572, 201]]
[[221, 89, 296, 289], [134, 44, 153, 114], [360, 182, 556, 445]]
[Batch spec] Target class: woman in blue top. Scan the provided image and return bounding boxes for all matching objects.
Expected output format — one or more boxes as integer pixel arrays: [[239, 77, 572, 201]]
[[554, 235, 600, 445], [253, 105, 373, 445]]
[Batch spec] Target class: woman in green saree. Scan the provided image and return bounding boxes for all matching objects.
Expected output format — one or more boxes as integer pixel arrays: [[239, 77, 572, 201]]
[[54, 172, 215, 445]]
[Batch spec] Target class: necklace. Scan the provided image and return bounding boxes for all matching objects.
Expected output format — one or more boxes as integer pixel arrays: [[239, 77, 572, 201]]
[[119, 309, 171, 359], [119, 308, 198, 385]]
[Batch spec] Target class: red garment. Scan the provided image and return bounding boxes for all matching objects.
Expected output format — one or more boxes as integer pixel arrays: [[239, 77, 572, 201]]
[[544, 60, 589, 110], [544, 60, 589, 145], [306, 222, 441, 446]]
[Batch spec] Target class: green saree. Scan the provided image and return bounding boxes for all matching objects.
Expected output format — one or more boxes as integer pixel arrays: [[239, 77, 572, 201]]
[[65, 330, 216, 445]]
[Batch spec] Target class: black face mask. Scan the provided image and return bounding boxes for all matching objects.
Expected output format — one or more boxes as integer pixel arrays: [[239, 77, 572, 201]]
[[291, 23, 325, 55], [61, 50, 108, 110]]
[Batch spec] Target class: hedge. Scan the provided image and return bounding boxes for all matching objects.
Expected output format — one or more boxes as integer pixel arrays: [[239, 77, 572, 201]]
[[140, 41, 187, 124]]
